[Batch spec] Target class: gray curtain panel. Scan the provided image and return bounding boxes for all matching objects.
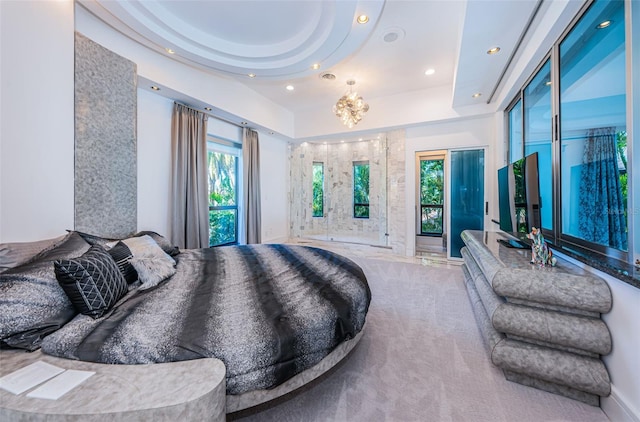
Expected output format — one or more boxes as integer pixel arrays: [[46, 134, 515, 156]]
[[243, 128, 262, 244], [578, 127, 627, 250], [170, 103, 210, 249]]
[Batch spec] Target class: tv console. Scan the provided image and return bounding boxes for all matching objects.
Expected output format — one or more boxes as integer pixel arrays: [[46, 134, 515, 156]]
[[461, 230, 612, 406]]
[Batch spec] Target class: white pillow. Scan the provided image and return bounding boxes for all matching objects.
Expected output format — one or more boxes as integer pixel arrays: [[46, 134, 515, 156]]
[[122, 235, 176, 290]]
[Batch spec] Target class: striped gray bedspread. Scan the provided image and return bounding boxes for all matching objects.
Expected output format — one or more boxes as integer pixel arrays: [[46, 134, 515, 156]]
[[41, 244, 371, 395]]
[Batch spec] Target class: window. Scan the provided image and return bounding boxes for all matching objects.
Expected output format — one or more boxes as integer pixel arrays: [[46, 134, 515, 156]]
[[353, 161, 369, 218], [312, 162, 324, 217], [505, 0, 629, 259], [524, 59, 553, 232], [507, 99, 523, 163], [207, 138, 240, 246], [559, 0, 626, 251], [419, 158, 444, 235]]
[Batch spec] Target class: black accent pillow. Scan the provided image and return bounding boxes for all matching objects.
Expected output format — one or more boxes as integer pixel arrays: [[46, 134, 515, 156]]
[[107, 241, 138, 284], [54, 245, 128, 319]]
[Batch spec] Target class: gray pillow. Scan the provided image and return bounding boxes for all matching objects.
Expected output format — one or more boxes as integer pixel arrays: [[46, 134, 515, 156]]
[[122, 235, 176, 290], [0, 234, 66, 273], [0, 232, 90, 350]]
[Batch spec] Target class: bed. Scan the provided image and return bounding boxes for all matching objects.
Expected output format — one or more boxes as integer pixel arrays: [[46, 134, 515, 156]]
[[0, 231, 371, 412]]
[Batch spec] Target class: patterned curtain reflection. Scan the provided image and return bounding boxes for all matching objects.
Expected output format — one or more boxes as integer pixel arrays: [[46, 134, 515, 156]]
[[577, 127, 626, 250]]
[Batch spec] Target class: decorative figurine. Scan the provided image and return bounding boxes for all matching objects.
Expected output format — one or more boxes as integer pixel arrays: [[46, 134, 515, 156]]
[[527, 227, 557, 267]]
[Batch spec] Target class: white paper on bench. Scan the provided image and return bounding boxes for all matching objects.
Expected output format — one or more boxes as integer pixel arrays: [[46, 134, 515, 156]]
[[0, 361, 65, 395], [27, 370, 95, 400]]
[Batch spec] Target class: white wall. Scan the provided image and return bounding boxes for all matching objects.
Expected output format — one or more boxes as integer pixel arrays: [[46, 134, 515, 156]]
[[0, 1, 75, 242], [404, 116, 495, 256], [259, 133, 289, 243], [137, 89, 174, 237]]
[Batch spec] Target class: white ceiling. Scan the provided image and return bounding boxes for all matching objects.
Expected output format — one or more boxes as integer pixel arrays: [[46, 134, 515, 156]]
[[79, 0, 541, 131]]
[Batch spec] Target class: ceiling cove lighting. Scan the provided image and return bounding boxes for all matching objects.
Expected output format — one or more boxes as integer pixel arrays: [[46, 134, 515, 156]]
[[333, 80, 369, 129], [424, 68, 435, 76], [597, 20, 612, 29], [357, 15, 369, 24], [165, 48, 175, 54], [487, 47, 500, 55]]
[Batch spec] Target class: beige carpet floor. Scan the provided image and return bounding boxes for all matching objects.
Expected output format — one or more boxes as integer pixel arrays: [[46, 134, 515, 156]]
[[231, 256, 608, 422]]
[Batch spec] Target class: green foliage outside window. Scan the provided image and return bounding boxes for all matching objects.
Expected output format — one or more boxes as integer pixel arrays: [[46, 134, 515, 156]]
[[420, 159, 444, 234], [616, 131, 627, 215], [312, 162, 324, 217], [353, 162, 370, 218], [208, 150, 238, 246]]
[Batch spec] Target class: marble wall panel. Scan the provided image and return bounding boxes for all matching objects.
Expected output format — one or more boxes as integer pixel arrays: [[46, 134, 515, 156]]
[[74, 32, 137, 238], [289, 138, 390, 246]]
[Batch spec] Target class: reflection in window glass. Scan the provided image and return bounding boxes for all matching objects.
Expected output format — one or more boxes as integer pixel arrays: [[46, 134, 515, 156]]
[[559, 0, 627, 250], [353, 161, 370, 218], [508, 99, 523, 163], [312, 162, 324, 217], [524, 59, 553, 231]]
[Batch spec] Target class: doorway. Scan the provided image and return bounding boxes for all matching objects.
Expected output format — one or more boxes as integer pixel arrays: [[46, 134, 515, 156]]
[[415, 151, 447, 258]]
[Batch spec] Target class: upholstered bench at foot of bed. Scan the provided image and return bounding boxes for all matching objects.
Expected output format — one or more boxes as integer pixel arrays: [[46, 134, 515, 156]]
[[0, 350, 226, 421]]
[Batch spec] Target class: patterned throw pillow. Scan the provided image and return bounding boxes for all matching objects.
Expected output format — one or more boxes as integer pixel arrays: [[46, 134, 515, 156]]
[[107, 241, 138, 284], [54, 245, 128, 319]]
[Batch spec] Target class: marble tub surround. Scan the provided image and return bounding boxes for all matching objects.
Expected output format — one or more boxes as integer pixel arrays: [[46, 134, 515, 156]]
[[0, 350, 226, 421], [461, 230, 612, 406]]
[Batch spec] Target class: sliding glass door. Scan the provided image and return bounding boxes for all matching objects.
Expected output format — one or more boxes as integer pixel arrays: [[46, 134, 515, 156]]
[[449, 149, 485, 258]]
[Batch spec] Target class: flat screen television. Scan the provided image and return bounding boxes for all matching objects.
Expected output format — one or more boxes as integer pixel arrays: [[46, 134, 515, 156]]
[[497, 152, 541, 235]]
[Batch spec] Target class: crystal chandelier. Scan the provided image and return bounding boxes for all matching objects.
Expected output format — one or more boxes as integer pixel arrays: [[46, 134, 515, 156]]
[[333, 80, 369, 128]]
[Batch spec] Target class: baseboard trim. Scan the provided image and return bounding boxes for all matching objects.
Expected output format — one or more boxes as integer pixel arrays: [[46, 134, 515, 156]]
[[601, 385, 639, 422]]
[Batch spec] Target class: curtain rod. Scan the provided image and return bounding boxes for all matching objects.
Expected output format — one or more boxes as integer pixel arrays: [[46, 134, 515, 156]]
[[173, 101, 249, 130]]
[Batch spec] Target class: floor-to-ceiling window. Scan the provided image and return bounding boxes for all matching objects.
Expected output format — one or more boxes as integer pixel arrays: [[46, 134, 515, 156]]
[[506, 0, 630, 260], [559, 0, 627, 253], [207, 137, 241, 246]]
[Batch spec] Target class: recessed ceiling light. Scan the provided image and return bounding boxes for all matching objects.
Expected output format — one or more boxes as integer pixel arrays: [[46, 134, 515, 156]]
[[340, 140, 345, 143], [472, 92, 482, 98], [204, 107, 212, 111], [286, 85, 294, 91], [241, 121, 248, 126], [165, 48, 175, 54], [545, 81, 552, 86], [150, 86, 160, 91], [424, 68, 435, 76], [357, 14, 369, 24], [320, 72, 336, 80], [597, 20, 612, 29], [311, 63, 321, 70], [248, 73, 256, 78], [269, 131, 275, 135], [487, 47, 501, 55]]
